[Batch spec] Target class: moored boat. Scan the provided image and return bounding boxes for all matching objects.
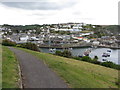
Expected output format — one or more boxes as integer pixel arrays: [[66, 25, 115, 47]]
[[102, 53, 110, 57], [107, 50, 111, 52]]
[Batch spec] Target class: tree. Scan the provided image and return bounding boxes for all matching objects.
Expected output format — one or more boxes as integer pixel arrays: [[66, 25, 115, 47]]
[[62, 50, 72, 58], [55, 50, 72, 58], [93, 56, 98, 61], [55, 51, 62, 56]]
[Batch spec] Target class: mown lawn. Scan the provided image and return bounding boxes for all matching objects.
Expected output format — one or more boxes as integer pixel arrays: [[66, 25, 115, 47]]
[[2, 46, 19, 88], [18, 47, 119, 88]]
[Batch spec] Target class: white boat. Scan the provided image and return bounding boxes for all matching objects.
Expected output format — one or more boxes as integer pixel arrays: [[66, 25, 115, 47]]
[[102, 53, 110, 57], [69, 48, 73, 51], [83, 49, 91, 56], [49, 48, 56, 52]]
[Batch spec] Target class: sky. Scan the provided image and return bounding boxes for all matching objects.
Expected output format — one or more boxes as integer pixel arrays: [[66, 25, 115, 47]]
[[0, 0, 119, 25]]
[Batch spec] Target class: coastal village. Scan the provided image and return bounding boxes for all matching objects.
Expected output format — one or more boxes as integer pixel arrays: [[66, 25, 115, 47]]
[[1, 0, 120, 89], [0, 23, 119, 49]]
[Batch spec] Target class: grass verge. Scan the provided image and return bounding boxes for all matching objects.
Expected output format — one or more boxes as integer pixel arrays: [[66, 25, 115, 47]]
[[2, 46, 19, 88], [18, 47, 119, 88]]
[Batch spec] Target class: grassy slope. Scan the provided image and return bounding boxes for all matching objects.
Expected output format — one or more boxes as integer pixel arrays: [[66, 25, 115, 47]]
[[18, 47, 119, 88], [0, 44, 2, 89], [2, 46, 19, 88]]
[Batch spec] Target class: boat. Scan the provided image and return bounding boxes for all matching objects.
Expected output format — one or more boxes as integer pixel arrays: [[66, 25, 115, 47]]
[[69, 48, 73, 51], [102, 53, 110, 57], [83, 49, 91, 56], [102, 59, 107, 61], [49, 48, 56, 52], [107, 53, 110, 57], [107, 50, 111, 52], [78, 55, 83, 58]]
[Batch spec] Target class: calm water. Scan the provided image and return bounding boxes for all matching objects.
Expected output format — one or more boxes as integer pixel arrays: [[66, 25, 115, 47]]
[[40, 47, 120, 64]]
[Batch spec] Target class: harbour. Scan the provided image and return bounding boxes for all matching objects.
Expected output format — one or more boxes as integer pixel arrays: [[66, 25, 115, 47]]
[[40, 47, 120, 65]]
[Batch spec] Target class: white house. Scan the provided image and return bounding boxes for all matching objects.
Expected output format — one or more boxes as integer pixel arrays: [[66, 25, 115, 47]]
[[93, 41, 100, 45], [20, 36, 29, 42], [30, 37, 39, 41]]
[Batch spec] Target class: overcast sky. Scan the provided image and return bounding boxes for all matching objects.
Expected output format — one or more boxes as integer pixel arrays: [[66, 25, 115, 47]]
[[0, 0, 119, 25]]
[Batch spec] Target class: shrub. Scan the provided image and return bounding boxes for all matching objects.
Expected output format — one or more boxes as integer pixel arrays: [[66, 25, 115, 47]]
[[73, 57, 82, 61], [62, 50, 72, 58], [55, 51, 63, 56], [82, 56, 92, 62], [55, 50, 72, 58], [101, 61, 117, 69], [91, 60, 101, 64], [18, 42, 39, 51], [94, 56, 98, 60], [2, 39, 16, 46]]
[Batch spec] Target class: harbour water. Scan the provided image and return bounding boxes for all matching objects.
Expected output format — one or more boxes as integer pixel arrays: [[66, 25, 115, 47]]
[[40, 47, 119, 64]]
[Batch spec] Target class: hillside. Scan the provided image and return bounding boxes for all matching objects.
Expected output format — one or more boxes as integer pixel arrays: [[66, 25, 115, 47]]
[[17, 47, 119, 88], [103, 25, 120, 35]]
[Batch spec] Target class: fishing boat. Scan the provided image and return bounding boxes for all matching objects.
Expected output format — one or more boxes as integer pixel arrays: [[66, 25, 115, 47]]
[[83, 49, 91, 56], [69, 48, 73, 51], [83, 52, 89, 56], [78, 55, 83, 58], [102, 53, 110, 57], [102, 59, 107, 61], [107, 50, 111, 52], [49, 48, 56, 52]]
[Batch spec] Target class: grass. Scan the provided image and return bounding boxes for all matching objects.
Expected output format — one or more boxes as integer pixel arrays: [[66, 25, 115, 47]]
[[2, 46, 19, 88], [17, 47, 119, 88], [0, 44, 2, 89]]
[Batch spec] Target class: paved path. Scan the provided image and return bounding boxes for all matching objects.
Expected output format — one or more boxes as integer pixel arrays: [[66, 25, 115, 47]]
[[9, 47, 68, 88]]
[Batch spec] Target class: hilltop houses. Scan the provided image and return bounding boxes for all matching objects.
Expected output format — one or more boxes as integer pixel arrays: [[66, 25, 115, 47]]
[[1, 23, 119, 48]]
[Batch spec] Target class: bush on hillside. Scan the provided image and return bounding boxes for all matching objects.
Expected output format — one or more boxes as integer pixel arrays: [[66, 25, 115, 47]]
[[55, 51, 63, 56], [62, 50, 72, 58], [93, 56, 98, 61], [73, 57, 82, 61], [18, 42, 39, 51], [91, 60, 101, 64], [82, 56, 92, 62], [55, 50, 72, 58], [2, 39, 16, 46], [101, 61, 118, 69]]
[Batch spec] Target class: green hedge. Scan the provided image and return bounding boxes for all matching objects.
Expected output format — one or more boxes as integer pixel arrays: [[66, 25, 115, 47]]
[[2, 39, 16, 46], [17, 42, 39, 52]]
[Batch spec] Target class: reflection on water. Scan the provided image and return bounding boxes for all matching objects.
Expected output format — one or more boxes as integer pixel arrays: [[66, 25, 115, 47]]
[[40, 48, 119, 64]]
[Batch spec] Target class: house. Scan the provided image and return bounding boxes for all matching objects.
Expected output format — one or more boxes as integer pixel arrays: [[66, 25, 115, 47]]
[[20, 36, 29, 42], [30, 37, 39, 41], [72, 36, 83, 40], [83, 38, 90, 43], [93, 41, 100, 45]]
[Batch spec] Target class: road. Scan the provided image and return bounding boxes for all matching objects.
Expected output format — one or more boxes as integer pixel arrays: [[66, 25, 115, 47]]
[[9, 47, 68, 88]]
